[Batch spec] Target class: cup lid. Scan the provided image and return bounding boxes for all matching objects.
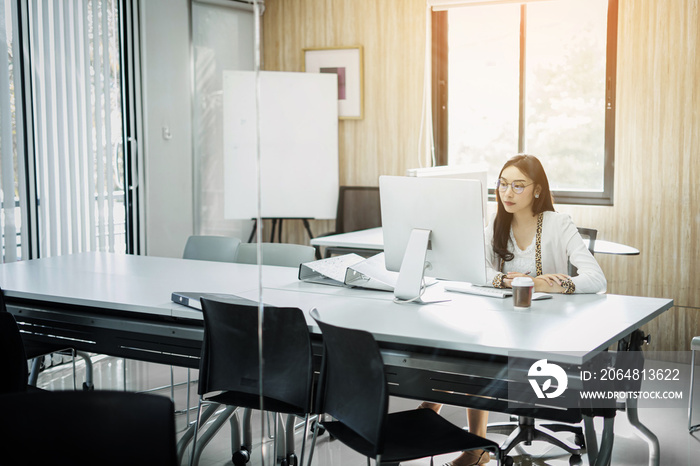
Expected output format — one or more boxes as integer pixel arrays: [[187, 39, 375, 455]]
[[511, 276, 534, 287]]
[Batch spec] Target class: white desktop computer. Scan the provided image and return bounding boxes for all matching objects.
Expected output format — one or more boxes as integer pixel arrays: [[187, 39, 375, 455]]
[[379, 175, 487, 303]]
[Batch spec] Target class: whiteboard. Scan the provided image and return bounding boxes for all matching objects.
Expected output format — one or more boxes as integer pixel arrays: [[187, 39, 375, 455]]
[[223, 71, 339, 219]]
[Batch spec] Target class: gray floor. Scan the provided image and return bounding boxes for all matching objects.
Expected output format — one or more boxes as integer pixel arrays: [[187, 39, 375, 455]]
[[36, 355, 700, 466]]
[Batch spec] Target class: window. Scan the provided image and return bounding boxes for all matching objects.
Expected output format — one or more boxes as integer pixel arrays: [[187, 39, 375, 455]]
[[0, 0, 131, 262], [0, 0, 29, 261], [433, 0, 618, 205]]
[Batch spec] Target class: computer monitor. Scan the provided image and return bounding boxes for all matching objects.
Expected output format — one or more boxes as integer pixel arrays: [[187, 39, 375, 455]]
[[379, 175, 487, 302]]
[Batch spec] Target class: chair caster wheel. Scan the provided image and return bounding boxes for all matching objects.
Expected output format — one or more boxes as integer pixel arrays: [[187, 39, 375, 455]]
[[504, 456, 514, 466], [311, 420, 326, 436], [82, 382, 94, 391], [286, 453, 298, 466], [574, 433, 585, 447], [232, 447, 250, 465], [569, 454, 583, 465]]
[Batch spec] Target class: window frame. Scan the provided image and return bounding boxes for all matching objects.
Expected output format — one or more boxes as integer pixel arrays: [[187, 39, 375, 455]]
[[432, 0, 618, 206], [7, 0, 138, 260]]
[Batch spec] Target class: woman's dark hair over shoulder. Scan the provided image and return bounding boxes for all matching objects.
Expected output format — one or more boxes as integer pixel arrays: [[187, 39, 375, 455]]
[[493, 154, 555, 265]]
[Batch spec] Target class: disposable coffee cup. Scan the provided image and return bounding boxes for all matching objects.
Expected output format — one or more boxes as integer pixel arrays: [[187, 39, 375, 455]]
[[512, 276, 534, 309]]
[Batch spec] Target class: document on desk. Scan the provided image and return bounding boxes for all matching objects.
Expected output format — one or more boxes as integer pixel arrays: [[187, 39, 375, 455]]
[[298, 253, 397, 292]]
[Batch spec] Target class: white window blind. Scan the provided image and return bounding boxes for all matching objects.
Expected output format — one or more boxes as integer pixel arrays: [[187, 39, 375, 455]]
[[24, 0, 125, 257], [0, 0, 28, 262]]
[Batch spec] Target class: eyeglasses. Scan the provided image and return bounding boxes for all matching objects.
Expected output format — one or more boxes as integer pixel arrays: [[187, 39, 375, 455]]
[[496, 179, 534, 195]]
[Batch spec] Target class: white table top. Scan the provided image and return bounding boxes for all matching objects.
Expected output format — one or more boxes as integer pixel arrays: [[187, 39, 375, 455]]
[[310, 227, 640, 255], [0, 252, 296, 317], [0, 252, 669, 365]]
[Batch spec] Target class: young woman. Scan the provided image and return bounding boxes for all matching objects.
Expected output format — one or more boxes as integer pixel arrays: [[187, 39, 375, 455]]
[[424, 154, 606, 466], [487, 154, 606, 294]]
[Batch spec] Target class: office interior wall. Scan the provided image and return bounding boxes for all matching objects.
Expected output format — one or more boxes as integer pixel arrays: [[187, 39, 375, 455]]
[[262, 0, 700, 353], [140, 0, 194, 258], [262, 0, 426, 242]]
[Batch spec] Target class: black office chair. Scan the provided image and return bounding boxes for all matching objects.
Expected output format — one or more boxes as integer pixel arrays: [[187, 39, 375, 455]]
[[0, 290, 91, 392], [488, 227, 597, 464], [127, 235, 242, 424], [0, 390, 177, 466], [315, 186, 382, 258], [568, 227, 598, 276], [308, 308, 501, 466], [577, 227, 597, 255], [191, 299, 314, 466], [0, 311, 34, 394]]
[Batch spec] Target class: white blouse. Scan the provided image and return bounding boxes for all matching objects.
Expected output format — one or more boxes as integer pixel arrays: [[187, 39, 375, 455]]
[[502, 228, 537, 276], [484, 211, 607, 294]]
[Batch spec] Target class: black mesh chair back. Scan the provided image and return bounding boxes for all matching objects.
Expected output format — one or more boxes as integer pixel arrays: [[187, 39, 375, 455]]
[[577, 227, 597, 255], [0, 390, 177, 466], [198, 298, 313, 414], [336, 186, 382, 233], [313, 311, 388, 456], [0, 311, 29, 394], [569, 227, 598, 276], [310, 309, 501, 464]]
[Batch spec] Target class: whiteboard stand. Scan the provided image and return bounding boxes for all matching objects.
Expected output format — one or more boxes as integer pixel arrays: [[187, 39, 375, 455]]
[[247, 218, 315, 243]]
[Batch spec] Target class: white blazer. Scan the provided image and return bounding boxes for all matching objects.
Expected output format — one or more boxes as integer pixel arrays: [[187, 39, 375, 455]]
[[484, 211, 607, 294]]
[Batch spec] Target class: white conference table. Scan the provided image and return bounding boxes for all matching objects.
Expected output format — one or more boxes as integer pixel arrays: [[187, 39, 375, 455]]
[[1, 252, 670, 465], [310, 227, 641, 256]]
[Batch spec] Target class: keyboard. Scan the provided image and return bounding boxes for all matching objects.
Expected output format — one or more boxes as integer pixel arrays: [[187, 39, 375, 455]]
[[442, 282, 512, 298]]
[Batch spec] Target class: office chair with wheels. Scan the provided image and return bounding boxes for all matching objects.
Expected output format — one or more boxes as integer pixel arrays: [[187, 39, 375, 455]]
[[486, 415, 585, 465], [308, 308, 501, 466], [183, 241, 313, 464], [488, 227, 597, 464], [190, 298, 314, 466], [577, 227, 598, 255], [183, 235, 241, 263], [236, 242, 316, 267], [316, 186, 382, 258], [0, 390, 177, 466], [568, 227, 597, 276]]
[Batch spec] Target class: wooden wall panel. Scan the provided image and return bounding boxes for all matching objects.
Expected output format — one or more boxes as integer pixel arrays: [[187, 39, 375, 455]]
[[263, 0, 427, 185], [262, 0, 427, 244], [557, 0, 700, 352], [262, 0, 700, 352]]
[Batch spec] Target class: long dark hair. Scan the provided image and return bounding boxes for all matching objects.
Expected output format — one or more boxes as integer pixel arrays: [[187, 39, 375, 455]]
[[493, 154, 555, 265]]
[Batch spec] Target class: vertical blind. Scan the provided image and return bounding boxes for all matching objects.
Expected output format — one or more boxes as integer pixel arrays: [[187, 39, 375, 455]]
[[0, 0, 28, 262], [0, 0, 126, 262]]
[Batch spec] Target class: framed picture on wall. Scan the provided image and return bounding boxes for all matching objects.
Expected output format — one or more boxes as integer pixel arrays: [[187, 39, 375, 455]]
[[303, 46, 363, 120]]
